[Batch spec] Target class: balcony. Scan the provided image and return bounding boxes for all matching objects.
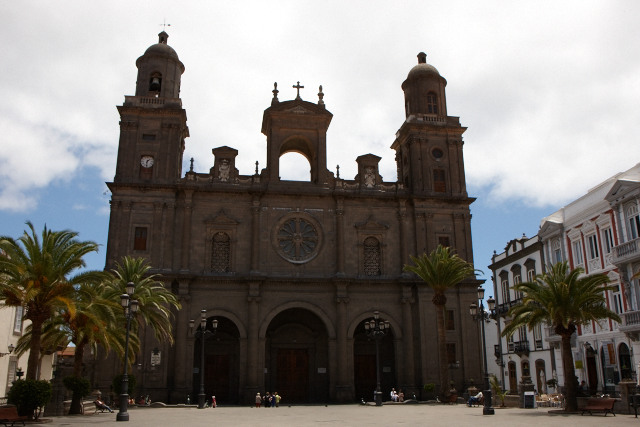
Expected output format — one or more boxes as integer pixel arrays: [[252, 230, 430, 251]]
[[496, 298, 523, 317], [545, 326, 561, 343], [619, 310, 640, 340], [494, 344, 501, 359], [612, 237, 640, 265], [513, 341, 530, 355]]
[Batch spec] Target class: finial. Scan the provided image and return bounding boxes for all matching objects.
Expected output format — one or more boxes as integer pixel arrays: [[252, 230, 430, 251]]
[[318, 85, 325, 107], [417, 52, 427, 64], [293, 81, 304, 100], [271, 82, 279, 106], [189, 157, 194, 172], [336, 164, 340, 179], [158, 31, 169, 44], [255, 161, 259, 175]]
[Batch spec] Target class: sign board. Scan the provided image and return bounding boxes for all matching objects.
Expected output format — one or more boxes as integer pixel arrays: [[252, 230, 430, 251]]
[[524, 391, 535, 408], [151, 350, 161, 367]]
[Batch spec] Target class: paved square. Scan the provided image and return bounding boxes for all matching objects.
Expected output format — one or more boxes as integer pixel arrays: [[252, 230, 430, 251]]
[[44, 404, 640, 426]]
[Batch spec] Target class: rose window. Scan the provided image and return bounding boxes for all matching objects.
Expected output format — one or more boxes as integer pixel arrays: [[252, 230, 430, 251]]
[[276, 217, 319, 263]]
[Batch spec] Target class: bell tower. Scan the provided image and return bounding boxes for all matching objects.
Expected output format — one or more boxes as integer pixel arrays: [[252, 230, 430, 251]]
[[391, 52, 467, 198], [260, 83, 333, 185], [113, 32, 188, 184]]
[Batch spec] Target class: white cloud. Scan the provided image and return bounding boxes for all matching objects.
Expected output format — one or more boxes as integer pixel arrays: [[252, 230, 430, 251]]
[[1, 0, 639, 214]]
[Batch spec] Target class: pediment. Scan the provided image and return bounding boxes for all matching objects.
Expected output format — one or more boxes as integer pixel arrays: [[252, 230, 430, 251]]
[[355, 216, 389, 231], [204, 209, 239, 226], [605, 179, 640, 202]]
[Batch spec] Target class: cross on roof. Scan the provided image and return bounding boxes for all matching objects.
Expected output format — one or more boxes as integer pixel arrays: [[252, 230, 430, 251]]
[[293, 81, 304, 99], [159, 19, 171, 30]]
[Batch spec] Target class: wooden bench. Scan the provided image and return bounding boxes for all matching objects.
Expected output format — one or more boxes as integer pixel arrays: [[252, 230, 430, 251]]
[[94, 400, 113, 413], [0, 405, 28, 427], [581, 397, 616, 416]]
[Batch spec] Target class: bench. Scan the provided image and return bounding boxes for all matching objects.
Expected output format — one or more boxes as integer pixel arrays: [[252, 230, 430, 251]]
[[581, 397, 616, 416], [0, 405, 27, 426], [94, 400, 112, 413]]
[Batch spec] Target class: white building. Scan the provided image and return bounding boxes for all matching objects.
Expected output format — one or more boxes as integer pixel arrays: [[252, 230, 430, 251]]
[[488, 234, 556, 394], [538, 163, 640, 394], [0, 303, 28, 398]]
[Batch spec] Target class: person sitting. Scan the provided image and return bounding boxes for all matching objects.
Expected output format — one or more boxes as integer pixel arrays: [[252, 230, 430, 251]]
[[95, 398, 114, 413], [390, 388, 398, 402], [468, 391, 483, 406]]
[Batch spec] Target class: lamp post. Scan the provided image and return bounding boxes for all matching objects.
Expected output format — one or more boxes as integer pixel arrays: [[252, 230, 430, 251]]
[[469, 286, 496, 416], [0, 343, 15, 357], [117, 282, 139, 422], [364, 311, 389, 406], [189, 309, 218, 409]]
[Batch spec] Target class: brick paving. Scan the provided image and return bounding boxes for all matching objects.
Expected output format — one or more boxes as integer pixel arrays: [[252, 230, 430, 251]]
[[41, 403, 639, 427]]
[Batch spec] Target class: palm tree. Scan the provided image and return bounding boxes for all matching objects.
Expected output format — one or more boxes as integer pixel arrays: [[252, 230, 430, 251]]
[[502, 261, 620, 412], [105, 256, 181, 346], [0, 222, 102, 380], [404, 245, 479, 400]]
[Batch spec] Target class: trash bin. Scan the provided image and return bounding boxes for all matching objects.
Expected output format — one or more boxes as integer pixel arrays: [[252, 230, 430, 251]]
[[524, 391, 535, 408]]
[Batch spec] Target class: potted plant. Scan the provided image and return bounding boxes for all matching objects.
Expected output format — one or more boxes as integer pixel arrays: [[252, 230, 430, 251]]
[[423, 383, 436, 401], [490, 374, 507, 407]]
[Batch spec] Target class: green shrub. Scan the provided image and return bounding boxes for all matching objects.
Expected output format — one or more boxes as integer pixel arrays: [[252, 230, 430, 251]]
[[7, 379, 52, 420], [63, 376, 91, 399], [112, 374, 136, 395]]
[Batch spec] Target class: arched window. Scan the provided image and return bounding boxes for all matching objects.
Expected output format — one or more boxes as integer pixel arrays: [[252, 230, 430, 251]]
[[149, 72, 162, 93], [363, 236, 381, 276], [211, 232, 231, 272], [427, 92, 438, 114]]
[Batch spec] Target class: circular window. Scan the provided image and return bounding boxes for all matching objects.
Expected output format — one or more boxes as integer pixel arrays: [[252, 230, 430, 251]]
[[432, 148, 444, 159], [274, 214, 322, 263]]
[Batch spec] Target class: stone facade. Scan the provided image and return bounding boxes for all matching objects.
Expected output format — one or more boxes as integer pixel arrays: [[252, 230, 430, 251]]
[[94, 32, 483, 405]]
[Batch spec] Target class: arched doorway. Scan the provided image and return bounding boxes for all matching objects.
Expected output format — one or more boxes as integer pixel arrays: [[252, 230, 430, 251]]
[[619, 343, 632, 381], [353, 320, 395, 403], [265, 308, 329, 403], [192, 316, 241, 404], [508, 361, 517, 393]]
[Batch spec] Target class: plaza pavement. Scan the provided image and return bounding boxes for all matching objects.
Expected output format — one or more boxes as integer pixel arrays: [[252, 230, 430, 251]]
[[40, 403, 640, 427]]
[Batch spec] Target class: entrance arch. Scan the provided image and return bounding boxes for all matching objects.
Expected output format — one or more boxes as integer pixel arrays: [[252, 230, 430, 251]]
[[264, 308, 329, 403], [353, 320, 396, 403], [508, 361, 517, 393], [619, 343, 632, 380], [192, 316, 241, 404]]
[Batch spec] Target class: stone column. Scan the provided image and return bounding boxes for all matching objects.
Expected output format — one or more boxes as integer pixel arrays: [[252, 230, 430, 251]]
[[170, 281, 190, 403], [401, 289, 416, 395], [245, 282, 261, 402], [250, 197, 260, 273], [164, 202, 176, 271], [180, 191, 193, 272], [335, 199, 345, 276], [335, 282, 350, 401]]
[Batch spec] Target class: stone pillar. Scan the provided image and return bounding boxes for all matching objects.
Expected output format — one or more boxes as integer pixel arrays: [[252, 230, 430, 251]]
[[401, 289, 416, 395], [163, 202, 176, 271], [170, 281, 190, 403], [335, 199, 345, 276], [245, 282, 261, 402], [250, 197, 260, 273], [180, 191, 193, 272], [335, 283, 350, 401]]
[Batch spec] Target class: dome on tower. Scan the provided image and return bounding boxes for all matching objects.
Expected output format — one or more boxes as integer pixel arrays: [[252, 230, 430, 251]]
[[406, 52, 440, 79], [140, 31, 180, 61]]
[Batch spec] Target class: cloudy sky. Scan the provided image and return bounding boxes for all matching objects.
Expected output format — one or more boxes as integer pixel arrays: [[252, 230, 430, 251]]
[[2, 1, 639, 290]]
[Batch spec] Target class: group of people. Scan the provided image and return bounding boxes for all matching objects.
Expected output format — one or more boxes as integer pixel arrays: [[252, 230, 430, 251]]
[[389, 388, 405, 402], [255, 391, 281, 408]]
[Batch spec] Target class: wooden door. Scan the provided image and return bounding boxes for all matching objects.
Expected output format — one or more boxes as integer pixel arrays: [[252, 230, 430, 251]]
[[508, 362, 518, 393], [276, 349, 309, 402], [205, 354, 230, 404], [354, 354, 376, 402]]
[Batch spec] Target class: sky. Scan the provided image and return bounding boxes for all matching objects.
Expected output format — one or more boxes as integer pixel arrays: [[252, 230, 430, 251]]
[[1, 1, 640, 293]]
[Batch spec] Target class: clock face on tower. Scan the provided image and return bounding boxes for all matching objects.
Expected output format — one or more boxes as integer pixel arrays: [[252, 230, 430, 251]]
[[140, 155, 154, 168]]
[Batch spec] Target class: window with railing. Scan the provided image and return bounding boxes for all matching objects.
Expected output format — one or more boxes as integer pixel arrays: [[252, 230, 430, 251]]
[[587, 234, 599, 260], [602, 227, 614, 254], [533, 324, 543, 350], [573, 240, 584, 266], [628, 204, 640, 240], [612, 285, 623, 315], [501, 279, 510, 304]]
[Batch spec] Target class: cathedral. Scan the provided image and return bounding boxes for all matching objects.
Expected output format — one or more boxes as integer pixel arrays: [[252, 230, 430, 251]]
[[97, 32, 483, 404]]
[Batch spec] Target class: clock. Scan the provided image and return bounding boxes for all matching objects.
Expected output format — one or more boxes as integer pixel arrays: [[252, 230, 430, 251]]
[[140, 156, 154, 168]]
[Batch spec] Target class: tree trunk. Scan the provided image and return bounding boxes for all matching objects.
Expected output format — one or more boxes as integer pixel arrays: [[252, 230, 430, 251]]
[[435, 302, 450, 401], [68, 343, 86, 415], [561, 333, 578, 411], [26, 319, 43, 381]]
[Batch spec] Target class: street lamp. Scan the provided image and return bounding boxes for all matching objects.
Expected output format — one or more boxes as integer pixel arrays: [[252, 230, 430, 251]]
[[0, 343, 15, 357], [189, 309, 218, 409], [469, 286, 496, 416], [117, 281, 139, 422], [364, 311, 390, 406]]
